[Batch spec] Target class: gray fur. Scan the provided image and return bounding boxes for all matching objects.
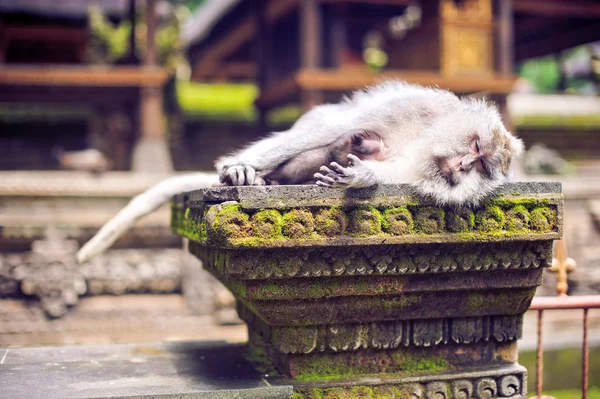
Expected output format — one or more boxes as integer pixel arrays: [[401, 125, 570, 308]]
[[217, 81, 523, 205]]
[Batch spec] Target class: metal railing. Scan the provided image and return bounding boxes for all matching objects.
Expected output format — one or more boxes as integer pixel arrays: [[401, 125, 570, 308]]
[[529, 239, 600, 399]]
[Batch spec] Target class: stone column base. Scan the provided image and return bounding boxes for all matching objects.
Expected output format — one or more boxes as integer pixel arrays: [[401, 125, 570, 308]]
[[289, 363, 527, 399]]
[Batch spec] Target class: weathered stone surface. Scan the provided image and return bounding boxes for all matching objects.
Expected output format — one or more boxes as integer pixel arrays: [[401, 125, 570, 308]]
[[238, 302, 523, 354], [231, 288, 535, 326], [0, 341, 292, 399], [183, 182, 560, 205], [172, 183, 562, 390]]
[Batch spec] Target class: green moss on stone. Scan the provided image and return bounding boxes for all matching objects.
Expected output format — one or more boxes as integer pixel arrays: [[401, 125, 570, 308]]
[[397, 357, 450, 373], [176, 197, 559, 247], [492, 197, 551, 209], [466, 294, 487, 312], [227, 279, 248, 298], [505, 205, 531, 231], [315, 207, 347, 236], [445, 209, 475, 233], [293, 349, 451, 382], [295, 385, 428, 399], [263, 281, 284, 295], [530, 207, 557, 232], [282, 209, 315, 239], [381, 207, 414, 235], [251, 209, 284, 239], [170, 205, 208, 242], [244, 340, 279, 377], [212, 203, 251, 240], [413, 207, 445, 234], [349, 207, 382, 236], [475, 205, 505, 232]]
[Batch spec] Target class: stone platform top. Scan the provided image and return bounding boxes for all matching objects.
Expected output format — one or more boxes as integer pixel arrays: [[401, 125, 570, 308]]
[[183, 182, 561, 206], [0, 341, 292, 399]]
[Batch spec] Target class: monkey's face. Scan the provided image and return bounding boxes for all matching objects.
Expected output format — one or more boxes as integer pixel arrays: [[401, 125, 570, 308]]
[[415, 100, 523, 206]]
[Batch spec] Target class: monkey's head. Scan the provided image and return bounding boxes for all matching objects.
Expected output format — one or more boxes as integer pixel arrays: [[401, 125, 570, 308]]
[[414, 99, 524, 206]]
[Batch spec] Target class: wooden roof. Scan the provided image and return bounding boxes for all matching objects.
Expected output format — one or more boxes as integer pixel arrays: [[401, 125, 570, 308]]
[[0, 0, 128, 18], [184, 0, 600, 75]]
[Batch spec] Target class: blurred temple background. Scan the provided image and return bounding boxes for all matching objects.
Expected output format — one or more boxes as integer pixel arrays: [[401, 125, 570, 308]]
[[0, 0, 600, 395]]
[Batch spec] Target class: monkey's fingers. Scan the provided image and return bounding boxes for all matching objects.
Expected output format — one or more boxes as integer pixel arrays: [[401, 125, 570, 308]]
[[225, 164, 256, 185], [316, 180, 333, 188], [319, 165, 341, 179], [328, 161, 349, 175], [347, 154, 362, 167], [317, 166, 350, 188], [226, 167, 243, 185], [245, 166, 256, 185], [314, 172, 336, 185]]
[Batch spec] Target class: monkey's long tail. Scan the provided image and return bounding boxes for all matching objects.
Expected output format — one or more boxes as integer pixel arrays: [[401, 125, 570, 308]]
[[76, 173, 218, 264]]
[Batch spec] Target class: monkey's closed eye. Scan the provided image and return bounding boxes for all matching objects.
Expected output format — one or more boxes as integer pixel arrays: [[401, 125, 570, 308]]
[[475, 140, 481, 153], [478, 159, 491, 176]]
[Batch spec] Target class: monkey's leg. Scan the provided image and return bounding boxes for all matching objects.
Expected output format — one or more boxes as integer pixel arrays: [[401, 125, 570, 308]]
[[216, 104, 352, 185]]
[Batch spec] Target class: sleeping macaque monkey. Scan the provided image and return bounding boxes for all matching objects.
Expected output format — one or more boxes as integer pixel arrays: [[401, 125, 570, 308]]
[[77, 81, 523, 263]]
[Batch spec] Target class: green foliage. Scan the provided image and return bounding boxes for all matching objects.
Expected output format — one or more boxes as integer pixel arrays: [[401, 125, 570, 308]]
[[177, 80, 258, 122], [176, 80, 302, 126], [514, 113, 600, 130], [88, 6, 131, 63], [520, 346, 600, 393], [87, 3, 188, 73], [519, 56, 561, 93]]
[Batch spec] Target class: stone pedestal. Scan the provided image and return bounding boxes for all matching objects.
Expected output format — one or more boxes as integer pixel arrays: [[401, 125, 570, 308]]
[[172, 183, 563, 398]]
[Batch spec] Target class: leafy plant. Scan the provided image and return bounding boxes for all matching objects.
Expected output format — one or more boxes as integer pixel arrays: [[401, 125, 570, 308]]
[[87, 3, 189, 73]]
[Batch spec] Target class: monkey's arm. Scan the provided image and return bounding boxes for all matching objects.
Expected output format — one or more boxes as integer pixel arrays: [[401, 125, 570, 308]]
[[76, 173, 218, 263], [216, 104, 351, 185]]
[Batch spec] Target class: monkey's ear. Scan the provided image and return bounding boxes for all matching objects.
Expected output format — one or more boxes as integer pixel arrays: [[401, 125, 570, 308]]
[[463, 91, 489, 101], [507, 134, 525, 157]]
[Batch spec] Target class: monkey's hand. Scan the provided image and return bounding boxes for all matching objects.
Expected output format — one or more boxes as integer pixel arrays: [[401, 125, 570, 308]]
[[314, 154, 377, 188], [219, 164, 266, 186]]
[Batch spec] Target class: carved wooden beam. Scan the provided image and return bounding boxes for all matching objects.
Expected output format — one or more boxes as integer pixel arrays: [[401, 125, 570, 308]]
[[1, 25, 86, 43], [514, 0, 600, 18], [0, 66, 169, 87], [255, 68, 516, 108], [320, 0, 413, 5], [516, 21, 600, 61], [194, 62, 258, 80]]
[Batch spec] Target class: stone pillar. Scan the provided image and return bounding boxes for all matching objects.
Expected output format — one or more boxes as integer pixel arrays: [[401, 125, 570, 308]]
[[131, 0, 173, 173], [172, 183, 563, 397], [299, 0, 324, 111]]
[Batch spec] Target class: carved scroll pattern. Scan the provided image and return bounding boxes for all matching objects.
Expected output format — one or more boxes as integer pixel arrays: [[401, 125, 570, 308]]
[[297, 372, 524, 398], [199, 240, 553, 279], [240, 305, 523, 354]]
